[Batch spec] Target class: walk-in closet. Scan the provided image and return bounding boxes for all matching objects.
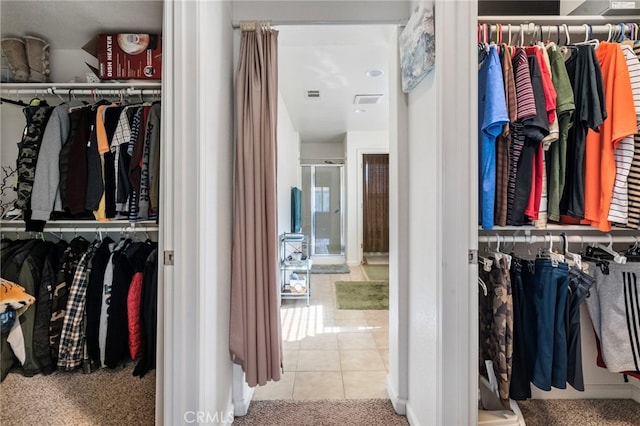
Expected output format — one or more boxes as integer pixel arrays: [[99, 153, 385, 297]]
[[477, 10, 640, 425], [0, 1, 165, 424]]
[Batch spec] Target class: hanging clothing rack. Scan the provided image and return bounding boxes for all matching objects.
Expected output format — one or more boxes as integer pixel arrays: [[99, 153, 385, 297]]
[[0, 87, 161, 97], [0, 224, 158, 234], [479, 234, 639, 244], [478, 21, 640, 43]]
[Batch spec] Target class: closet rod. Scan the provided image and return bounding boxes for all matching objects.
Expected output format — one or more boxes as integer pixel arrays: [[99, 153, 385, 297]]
[[478, 235, 639, 244], [0, 88, 161, 96], [482, 23, 637, 39], [0, 225, 158, 233]]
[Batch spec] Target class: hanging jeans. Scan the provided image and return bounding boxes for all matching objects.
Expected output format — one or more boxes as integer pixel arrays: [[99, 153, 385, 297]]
[[522, 259, 569, 391], [565, 266, 594, 391]]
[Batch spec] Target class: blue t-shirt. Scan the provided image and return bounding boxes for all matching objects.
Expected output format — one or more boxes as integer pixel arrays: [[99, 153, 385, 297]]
[[478, 46, 509, 230]]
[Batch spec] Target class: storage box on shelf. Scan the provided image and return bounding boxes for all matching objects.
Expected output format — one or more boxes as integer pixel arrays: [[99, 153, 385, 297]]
[[279, 233, 311, 305]]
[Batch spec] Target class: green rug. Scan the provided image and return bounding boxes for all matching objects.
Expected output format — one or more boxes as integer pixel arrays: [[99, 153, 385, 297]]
[[335, 280, 389, 310], [295, 264, 350, 274], [363, 264, 389, 281]]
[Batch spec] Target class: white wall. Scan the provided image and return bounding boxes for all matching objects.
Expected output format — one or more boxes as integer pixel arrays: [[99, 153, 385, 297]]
[[344, 130, 389, 265], [300, 141, 344, 161], [198, 0, 235, 422], [403, 69, 439, 425], [232, 0, 410, 25], [277, 92, 301, 235], [163, 0, 235, 423]]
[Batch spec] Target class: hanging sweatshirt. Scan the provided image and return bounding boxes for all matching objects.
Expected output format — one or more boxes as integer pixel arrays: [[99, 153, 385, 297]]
[[31, 104, 73, 221]]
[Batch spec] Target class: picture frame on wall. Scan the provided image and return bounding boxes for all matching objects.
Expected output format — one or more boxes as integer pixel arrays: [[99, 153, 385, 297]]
[[399, 0, 435, 93]]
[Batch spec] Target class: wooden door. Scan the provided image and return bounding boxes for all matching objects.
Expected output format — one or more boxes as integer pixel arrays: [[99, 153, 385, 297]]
[[363, 154, 389, 253]]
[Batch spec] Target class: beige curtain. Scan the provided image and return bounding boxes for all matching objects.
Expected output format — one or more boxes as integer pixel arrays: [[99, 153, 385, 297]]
[[229, 23, 281, 387]]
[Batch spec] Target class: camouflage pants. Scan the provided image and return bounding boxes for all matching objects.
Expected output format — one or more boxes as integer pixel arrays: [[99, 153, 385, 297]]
[[14, 105, 53, 210], [479, 257, 514, 403]]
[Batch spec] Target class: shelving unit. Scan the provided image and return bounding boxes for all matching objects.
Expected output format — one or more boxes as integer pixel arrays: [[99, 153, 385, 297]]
[[279, 233, 311, 305]]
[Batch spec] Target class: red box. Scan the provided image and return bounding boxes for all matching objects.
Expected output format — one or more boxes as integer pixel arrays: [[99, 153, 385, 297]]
[[96, 34, 162, 80]]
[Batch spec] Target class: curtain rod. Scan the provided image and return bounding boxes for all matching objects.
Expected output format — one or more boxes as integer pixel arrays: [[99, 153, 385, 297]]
[[231, 19, 407, 29]]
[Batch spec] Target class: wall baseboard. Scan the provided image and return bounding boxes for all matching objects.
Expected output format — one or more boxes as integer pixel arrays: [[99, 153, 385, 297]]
[[232, 365, 255, 416], [387, 376, 407, 415]]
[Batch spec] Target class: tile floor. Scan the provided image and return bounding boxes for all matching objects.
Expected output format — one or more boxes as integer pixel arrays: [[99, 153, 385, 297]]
[[252, 266, 389, 400]]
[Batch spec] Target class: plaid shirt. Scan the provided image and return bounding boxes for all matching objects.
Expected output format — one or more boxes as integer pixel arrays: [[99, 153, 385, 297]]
[[57, 242, 99, 370]]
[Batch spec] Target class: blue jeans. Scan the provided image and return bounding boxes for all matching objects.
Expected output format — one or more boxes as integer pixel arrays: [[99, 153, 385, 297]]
[[524, 259, 569, 391]]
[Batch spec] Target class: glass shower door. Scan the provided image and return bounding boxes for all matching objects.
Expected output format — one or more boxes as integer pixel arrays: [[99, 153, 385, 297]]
[[301, 165, 344, 257]]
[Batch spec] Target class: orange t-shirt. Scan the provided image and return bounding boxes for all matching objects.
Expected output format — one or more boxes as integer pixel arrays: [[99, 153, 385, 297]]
[[583, 42, 637, 231]]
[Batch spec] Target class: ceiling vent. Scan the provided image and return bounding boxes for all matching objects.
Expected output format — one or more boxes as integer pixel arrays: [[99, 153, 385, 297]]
[[354, 94, 383, 105], [305, 90, 321, 100]]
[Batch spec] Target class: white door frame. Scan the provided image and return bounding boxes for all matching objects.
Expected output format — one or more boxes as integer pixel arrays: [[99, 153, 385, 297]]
[[162, 1, 479, 424]]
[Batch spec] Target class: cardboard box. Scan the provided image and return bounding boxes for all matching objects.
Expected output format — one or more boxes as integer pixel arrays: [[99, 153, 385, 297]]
[[84, 33, 162, 80]]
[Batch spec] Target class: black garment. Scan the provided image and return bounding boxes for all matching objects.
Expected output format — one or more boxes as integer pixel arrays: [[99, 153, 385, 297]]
[[104, 151, 117, 218], [14, 105, 54, 211], [105, 241, 140, 368], [134, 248, 158, 377], [33, 240, 68, 375], [85, 237, 115, 367], [59, 107, 84, 210], [85, 121, 103, 211], [566, 267, 594, 391], [0, 239, 41, 380], [560, 46, 607, 218], [64, 108, 92, 214], [509, 257, 532, 400]]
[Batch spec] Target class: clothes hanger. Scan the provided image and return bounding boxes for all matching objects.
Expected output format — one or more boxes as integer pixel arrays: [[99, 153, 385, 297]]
[[587, 234, 627, 264], [561, 232, 583, 271], [478, 277, 488, 296], [538, 232, 565, 266], [478, 237, 495, 273], [490, 233, 512, 269]]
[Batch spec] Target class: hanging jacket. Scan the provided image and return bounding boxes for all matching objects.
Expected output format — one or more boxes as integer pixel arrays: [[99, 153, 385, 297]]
[[49, 237, 90, 365], [105, 241, 141, 368], [1, 239, 40, 380], [133, 248, 158, 377], [85, 237, 115, 367], [32, 240, 68, 375], [127, 242, 155, 359], [57, 241, 100, 371], [14, 105, 54, 211]]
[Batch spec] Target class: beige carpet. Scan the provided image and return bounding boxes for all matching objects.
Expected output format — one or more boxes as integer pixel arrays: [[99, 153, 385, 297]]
[[233, 399, 408, 425], [0, 364, 155, 425], [518, 399, 640, 425]]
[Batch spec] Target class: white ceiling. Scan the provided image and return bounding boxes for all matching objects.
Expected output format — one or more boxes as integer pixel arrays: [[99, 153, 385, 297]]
[[277, 25, 393, 144]]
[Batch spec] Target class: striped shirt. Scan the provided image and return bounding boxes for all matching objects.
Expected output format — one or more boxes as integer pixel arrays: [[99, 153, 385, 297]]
[[110, 106, 132, 212], [625, 41, 640, 229], [507, 49, 537, 225], [607, 42, 639, 225], [495, 45, 518, 227]]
